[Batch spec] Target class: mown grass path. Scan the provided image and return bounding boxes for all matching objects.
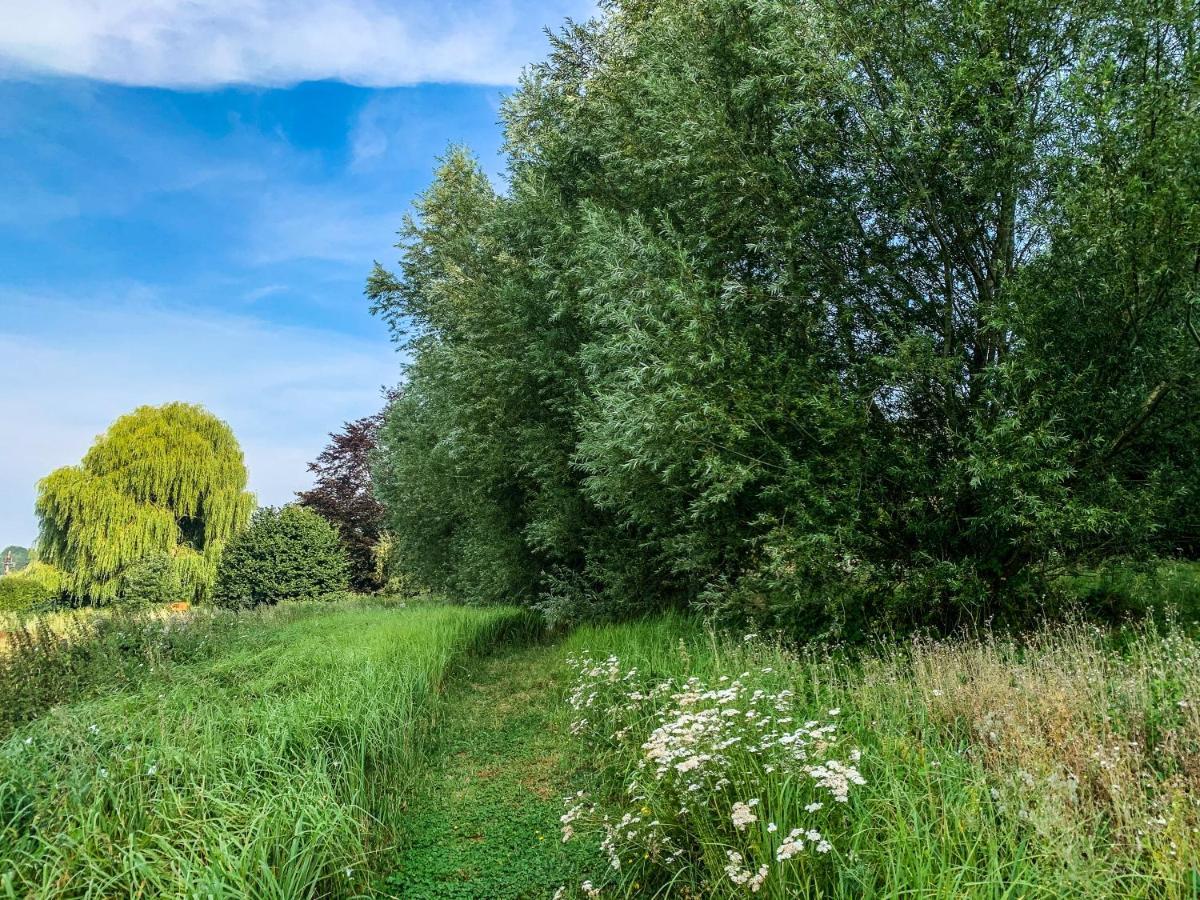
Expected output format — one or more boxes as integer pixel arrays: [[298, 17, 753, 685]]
[[380, 642, 602, 899]]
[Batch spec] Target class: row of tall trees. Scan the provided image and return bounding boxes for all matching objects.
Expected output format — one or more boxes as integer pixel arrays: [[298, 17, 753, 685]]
[[371, 0, 1200, 632]]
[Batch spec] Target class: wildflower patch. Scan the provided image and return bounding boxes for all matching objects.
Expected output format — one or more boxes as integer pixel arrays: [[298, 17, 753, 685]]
[[561, 649, 864, 895]]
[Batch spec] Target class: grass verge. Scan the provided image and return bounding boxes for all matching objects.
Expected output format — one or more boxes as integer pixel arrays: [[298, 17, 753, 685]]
[[0, 600, 528, 899], [555, 614, 1200, 899]]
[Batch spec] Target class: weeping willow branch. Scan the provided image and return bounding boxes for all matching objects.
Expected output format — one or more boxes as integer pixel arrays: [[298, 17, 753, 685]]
[[35, 403, 256, 604]]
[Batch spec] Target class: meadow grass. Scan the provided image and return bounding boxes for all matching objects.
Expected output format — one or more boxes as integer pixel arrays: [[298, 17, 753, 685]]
[[556, 614, 1200, 899], [0, 604, 256, 737], [0, 599, 532, 899]]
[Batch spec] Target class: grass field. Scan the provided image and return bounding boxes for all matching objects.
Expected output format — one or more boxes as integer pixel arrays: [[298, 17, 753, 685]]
[[4, 589, 1200, 899], [0, 600, 531, 898]]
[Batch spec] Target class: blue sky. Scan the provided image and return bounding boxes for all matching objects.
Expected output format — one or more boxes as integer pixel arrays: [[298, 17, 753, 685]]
[[0, 0, 595, 547]]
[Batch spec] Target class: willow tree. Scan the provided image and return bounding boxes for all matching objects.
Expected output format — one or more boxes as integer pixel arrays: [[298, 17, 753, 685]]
[[36, 403, 255, 604], [371, 0, 1200, 632]]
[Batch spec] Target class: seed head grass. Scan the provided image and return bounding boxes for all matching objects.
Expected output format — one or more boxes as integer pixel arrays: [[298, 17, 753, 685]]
[[555, 614, 1200, 898]]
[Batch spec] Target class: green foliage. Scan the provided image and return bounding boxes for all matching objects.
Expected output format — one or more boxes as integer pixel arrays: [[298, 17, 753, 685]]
[[0, 602, 530, 897], [213, 505, 351, 608], [0, 574, 51, 615], [1, 546, 29, 572], [35, 403, 255, 605], [118, 552, 184, 607], [1061, 560, 1200, 623], [0, 558, 62, 616], [371, 0, 1200, 631]]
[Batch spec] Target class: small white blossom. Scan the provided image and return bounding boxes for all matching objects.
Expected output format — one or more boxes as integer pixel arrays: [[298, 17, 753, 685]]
[[731, 801, 758, 831]]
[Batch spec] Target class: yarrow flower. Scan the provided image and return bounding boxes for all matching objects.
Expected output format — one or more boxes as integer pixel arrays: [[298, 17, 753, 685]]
[[563, 651, 864, 895], [731, 801, 758, 831]]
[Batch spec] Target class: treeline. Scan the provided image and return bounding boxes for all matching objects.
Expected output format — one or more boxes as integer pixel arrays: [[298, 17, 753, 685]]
[[370, 0, 1200, 634], [2, 403, 353, 615]]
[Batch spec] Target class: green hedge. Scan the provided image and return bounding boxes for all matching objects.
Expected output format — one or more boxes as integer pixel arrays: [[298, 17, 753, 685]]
[[0, 575, 53, 615]]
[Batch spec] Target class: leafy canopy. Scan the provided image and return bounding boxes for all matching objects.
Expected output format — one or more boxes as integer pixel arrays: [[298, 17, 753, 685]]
[[371, 0, 1200, 633], [36, 403, 255, 604]]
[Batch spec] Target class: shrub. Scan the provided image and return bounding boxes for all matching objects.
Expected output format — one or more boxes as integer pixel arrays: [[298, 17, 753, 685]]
[[0, 575, 52, 615], [213, 506, 350, 608], [119, 553, 184, 607]]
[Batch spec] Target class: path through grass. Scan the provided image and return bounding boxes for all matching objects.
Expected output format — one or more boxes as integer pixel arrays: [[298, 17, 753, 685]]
[[0, 601, 527, 899], [381, 642, 605, 899]]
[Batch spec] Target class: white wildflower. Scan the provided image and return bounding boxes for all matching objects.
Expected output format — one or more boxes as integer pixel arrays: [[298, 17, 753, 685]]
[[731, 801, 758, 831], [748, 863, 769, 892]]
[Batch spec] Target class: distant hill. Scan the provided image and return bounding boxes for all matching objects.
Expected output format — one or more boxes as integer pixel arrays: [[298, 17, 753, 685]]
[[2, 546, 30, 573]]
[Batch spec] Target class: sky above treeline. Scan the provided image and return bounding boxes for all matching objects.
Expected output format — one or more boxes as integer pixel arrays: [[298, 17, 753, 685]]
[[0, 0, 596, 547]]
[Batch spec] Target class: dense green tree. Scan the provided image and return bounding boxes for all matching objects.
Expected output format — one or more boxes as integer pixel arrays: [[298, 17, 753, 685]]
[[213, 506, 350, 608], [36, 403, 255, 604], [371, 0, 1200, 631]]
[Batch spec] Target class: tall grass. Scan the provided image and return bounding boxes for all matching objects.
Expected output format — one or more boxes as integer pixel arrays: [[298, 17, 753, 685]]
[[0, 600, 531, 898], [0, 605, 252, 737], [557, 615, 1200, 898]]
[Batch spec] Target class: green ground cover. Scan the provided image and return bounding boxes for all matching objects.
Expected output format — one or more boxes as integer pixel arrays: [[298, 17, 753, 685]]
[[381, 642, 608, 898], [5, 589, 1200, 899], [553, 615, 1200, 899], [0, 601, 528, 899]]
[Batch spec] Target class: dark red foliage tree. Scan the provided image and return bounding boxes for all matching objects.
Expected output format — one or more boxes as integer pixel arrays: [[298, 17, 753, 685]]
[[297, 405, 389, 591]]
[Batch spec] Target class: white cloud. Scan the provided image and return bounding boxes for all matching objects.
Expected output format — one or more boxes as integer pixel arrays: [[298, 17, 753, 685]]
[[0, 290, 399, 546], [0, 0, 597, 88]]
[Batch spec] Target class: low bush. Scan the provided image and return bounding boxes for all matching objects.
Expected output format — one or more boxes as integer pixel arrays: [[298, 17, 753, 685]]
[[213, 505, 350, 608], [118, 552, 184, 607], [0, 575, 52, 615]]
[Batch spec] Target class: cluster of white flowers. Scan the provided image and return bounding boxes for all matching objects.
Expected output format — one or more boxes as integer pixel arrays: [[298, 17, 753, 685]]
[[724, 850, 769, 892], [775, 826, 832, 860], [564, 651, 865, 894], [731, 799, 758, 830], [806, 758, 865, 803]]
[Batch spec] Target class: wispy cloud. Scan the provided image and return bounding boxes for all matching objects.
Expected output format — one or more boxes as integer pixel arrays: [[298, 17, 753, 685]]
[[0, 289, 399, 546], [0, 0, 597, 88]]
